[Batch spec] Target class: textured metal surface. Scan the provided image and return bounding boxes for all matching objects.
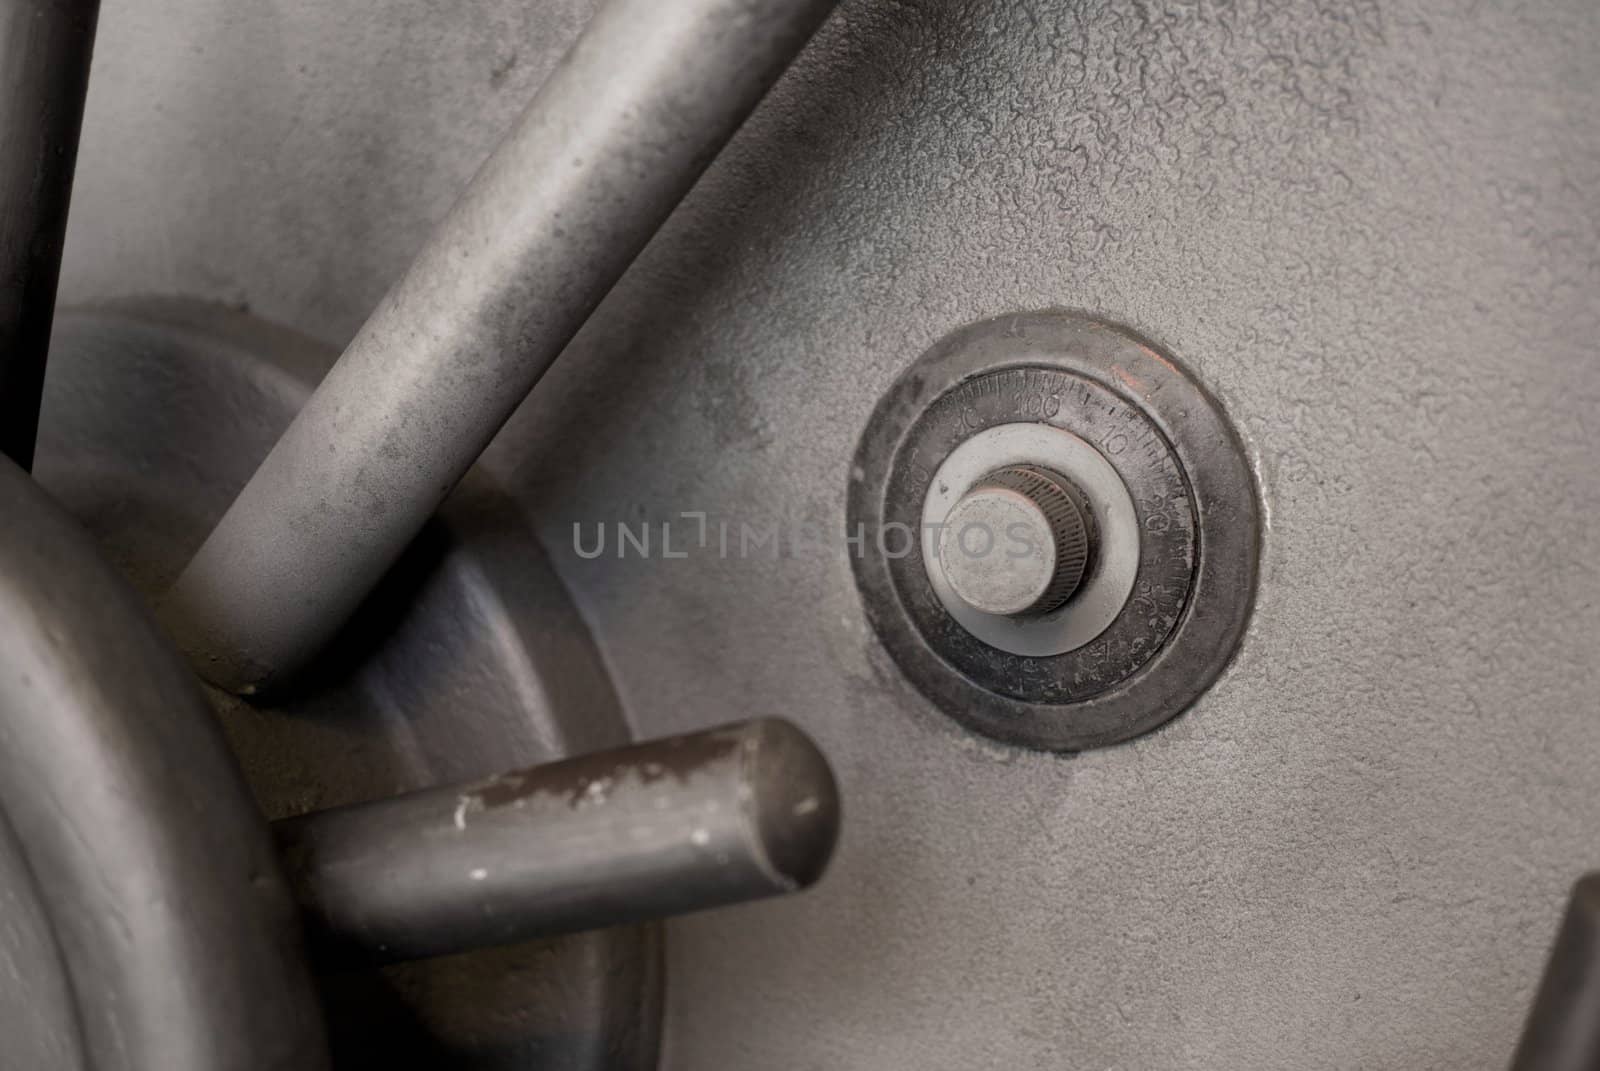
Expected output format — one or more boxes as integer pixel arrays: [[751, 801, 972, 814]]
[[0, 0, 97, 468], [54, 0, 1600, 1067], [34, 303, 663, 1071], [162, 0, 840, 695], [277, 719, 839, 965], [0, 456, 329, 1071]]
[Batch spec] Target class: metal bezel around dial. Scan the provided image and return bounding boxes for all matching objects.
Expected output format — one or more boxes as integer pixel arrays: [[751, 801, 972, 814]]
[[847, 311, 1260, 752]]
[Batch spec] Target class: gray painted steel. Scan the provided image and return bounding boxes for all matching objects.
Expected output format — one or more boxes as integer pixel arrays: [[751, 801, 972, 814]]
[[276, 719, 840, 965], [0, 456, 329, 1070], [53, 0, 1600, 1066], [0, 0, 97, 469], [161, 0, 840, 694], [35, 302, 666, 1070], [0, 807, 82, 1071]]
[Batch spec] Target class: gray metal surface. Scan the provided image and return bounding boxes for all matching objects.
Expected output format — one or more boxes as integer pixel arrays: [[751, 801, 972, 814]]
[[54, 0, 1600, 1067], [277, 719, 839, 965], [0, 0, 97, 468], [34, 303, 663, 1071], [0, 455, 329, 1071], [0, 808, 84, 1071], [162, 0, 839, 695]]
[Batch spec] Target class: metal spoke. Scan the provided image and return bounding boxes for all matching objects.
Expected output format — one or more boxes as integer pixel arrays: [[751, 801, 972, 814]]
[[0, 0, 98, 469], [162, 0, 839, 694]]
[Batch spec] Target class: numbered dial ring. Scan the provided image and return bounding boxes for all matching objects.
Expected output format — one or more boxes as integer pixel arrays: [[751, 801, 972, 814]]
[[847, 312, 1259, 752]]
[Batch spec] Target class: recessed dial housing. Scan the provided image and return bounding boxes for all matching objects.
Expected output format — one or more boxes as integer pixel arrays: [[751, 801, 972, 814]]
[[847, 312, 1259, 752]]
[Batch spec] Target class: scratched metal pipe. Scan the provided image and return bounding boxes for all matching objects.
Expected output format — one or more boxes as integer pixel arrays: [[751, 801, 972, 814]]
[[0, 0, 100, 469], [160, 0, 839, 694], [272, 719, 840, 966]]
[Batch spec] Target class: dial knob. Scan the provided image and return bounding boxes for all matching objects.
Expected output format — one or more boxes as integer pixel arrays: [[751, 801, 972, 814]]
[[936, 465, 1094, 618]]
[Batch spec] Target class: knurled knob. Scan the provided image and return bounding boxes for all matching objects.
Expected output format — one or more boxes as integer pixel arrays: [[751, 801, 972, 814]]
[[936, 465, 1094, 618]]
